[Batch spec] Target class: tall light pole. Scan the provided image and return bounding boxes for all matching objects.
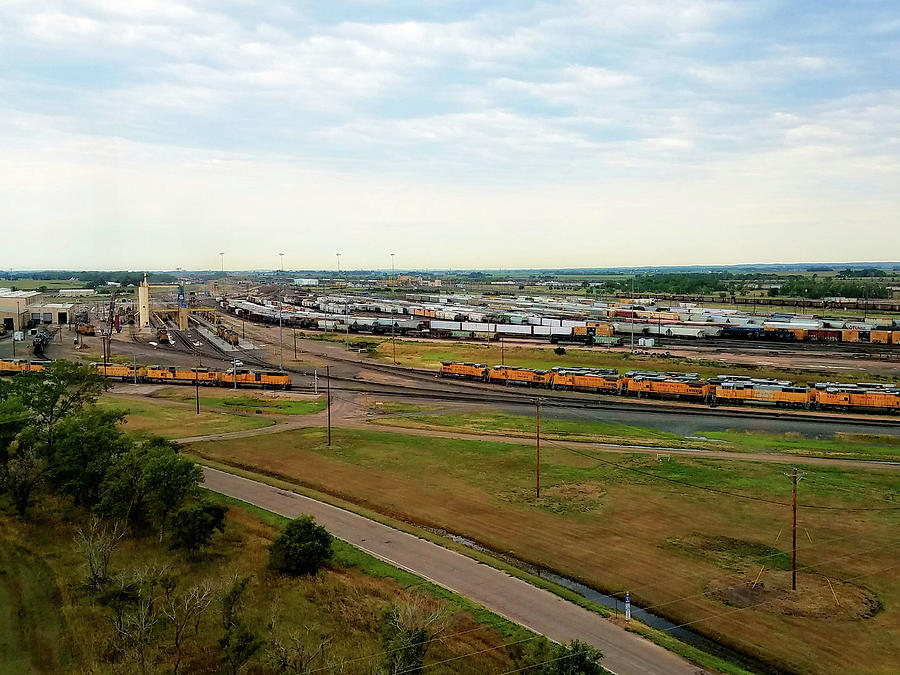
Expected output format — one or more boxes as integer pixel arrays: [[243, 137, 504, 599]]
[[336, 252, 341, 273], [277, 255, 284, 370], [219, 252, 225, 273], [630, 270, 635, 353], [390, 253, 395, 285]]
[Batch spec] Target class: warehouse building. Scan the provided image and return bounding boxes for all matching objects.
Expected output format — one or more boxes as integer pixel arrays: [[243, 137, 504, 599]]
[[0, 289, 75, 331]]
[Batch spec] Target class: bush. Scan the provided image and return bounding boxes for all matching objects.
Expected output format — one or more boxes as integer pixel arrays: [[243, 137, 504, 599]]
[[554, 347, 566, 355], [543, 640, 604, 675], [268, 516, 333, 575], [170, 501, 227, 555]]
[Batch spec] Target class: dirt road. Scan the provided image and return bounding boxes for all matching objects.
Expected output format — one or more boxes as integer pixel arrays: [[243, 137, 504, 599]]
[[202, 467, 704, 675]]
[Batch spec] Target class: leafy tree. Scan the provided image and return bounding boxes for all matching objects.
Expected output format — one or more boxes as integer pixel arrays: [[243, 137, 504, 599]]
[[97, 436, 178, 526], [540, 640, 604, 675], [140, 446, 201, 535], [220, 621, 264, 674], [268, 516, 333, 575], [52, 407, 130, 506], [218, 574, 262, 674], [169, 500, 227, 556], [12, 360, 105, 456], [0, 430, 47, 517]]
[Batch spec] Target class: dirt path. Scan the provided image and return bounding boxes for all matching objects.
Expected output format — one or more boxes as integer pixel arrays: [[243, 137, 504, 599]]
[[202, 467, 704, 675], [170, 392, 900, 471]]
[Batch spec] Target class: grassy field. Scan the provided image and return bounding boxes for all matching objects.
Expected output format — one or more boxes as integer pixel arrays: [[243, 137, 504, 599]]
[[0, 495, 534, 674], [0, 278, 86, 290], [697, 429, 900, 461], [152, 387, 327, 415], [189, 426, 900, 675], [98, 396, 275, 438], [372, 340, 893, 384], [372, 410, 726, 450], [371, 409, 900, 461]]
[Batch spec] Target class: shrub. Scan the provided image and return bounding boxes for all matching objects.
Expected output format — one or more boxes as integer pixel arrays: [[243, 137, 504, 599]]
[[554, 347, 566, 355], [268, 516, 333, 575], [170, 501, 227, 555]]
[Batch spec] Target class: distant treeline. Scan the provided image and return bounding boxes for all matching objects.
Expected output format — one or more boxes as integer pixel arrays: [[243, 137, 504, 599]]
[[3, 271, 179, 287], [601, 272, 893, 299]]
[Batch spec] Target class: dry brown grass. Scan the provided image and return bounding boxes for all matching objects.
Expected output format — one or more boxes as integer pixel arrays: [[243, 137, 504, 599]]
[[190, 427, 900, 675]]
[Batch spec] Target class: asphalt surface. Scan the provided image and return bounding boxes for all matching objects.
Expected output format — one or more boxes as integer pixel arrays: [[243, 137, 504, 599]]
[[202, 467, 703, 675]]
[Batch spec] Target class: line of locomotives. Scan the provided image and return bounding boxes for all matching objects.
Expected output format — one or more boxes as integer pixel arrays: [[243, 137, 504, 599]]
[[439, 362, 900, 413], [0, 359, 291, 390]]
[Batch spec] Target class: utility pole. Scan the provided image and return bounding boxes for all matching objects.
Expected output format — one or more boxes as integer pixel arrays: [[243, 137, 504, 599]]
[[233, 358, 237, 390], [133, 353, 137, 385], [293, 328, 297, 360], [391, 318, 397, 364], [784, 467, 805, 591], [630, 271, 635, 353], [535, 399, 541, 499], [501, 336, 504, 365], [326, 365, 332, 446]]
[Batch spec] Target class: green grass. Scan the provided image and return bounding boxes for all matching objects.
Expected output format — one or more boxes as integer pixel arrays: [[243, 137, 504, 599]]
[[154, 389, 326, 415], [0, 537, 69, 673], [0, 279, 85, 290], [373, 410, 724, 450], [698, 429, 900, 461], [98, 396, 275, 438]]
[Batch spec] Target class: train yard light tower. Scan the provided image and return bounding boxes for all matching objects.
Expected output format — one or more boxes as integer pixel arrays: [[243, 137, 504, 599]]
[[390, 252, 395, 284], [336, 252, 341, 273], [220, 252, 225, 273]]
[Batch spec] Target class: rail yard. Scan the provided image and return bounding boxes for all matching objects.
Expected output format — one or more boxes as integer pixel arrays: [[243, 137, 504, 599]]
[[2, 273, 900, 675]]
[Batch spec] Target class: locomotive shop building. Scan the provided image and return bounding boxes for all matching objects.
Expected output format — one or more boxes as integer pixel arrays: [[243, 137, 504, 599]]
[[0, 289, 74, 332]]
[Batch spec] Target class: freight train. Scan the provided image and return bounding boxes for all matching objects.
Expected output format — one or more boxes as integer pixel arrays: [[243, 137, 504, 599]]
[[219, 299, 900, 348], [0, 359, 291, 390], [438, 362, 900, 413]]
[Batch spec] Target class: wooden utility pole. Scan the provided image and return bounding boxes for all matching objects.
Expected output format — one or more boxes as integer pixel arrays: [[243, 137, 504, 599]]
[[293, 328, 297, 360], [501, 336, 504, 365], [326, 365, 332, 446], [535, 399, 541, 499], [784, 467, 805, 591]]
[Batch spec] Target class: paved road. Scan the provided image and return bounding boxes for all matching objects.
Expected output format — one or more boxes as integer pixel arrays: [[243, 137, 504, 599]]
[[202, 467, 704, 675]]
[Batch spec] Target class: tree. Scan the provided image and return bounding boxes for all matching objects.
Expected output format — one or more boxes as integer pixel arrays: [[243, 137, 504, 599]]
[[540, 640, 604, 675], [74, 516, 127, 591], [169, 500, 227, 556], [96, 436, 176, 526], [140, 447, 201, 536], [108, 567, 163, 675], [218, 575, 262, 674], [161, 578, 216, 675], [52, 407, 130, 506], [268, 516, 333, 575], [12, 360, 105, 457], [220, 621, 264, 674], [0, 435, 46, 517], [378, 596, 446, 675]]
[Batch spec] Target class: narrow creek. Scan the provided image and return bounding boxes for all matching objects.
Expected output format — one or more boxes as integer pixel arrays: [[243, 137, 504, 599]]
[[440, 531, 779, 674]]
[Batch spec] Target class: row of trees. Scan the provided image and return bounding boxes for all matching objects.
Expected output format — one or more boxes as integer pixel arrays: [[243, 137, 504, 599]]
[[0, 361, 604, 674]]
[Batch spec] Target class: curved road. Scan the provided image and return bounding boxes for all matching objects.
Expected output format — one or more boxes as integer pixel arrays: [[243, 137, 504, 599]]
[[202, 467, 704, 675]]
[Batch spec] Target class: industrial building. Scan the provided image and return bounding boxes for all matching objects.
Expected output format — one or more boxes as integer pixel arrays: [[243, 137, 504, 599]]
[[0, 289, 75, 332]]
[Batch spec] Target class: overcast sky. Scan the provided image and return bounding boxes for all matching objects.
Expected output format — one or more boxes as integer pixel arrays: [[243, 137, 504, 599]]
[[1, 1, 898, 271]]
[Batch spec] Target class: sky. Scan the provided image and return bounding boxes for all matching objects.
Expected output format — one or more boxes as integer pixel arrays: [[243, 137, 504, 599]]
[[1, 0, 898, 271]]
